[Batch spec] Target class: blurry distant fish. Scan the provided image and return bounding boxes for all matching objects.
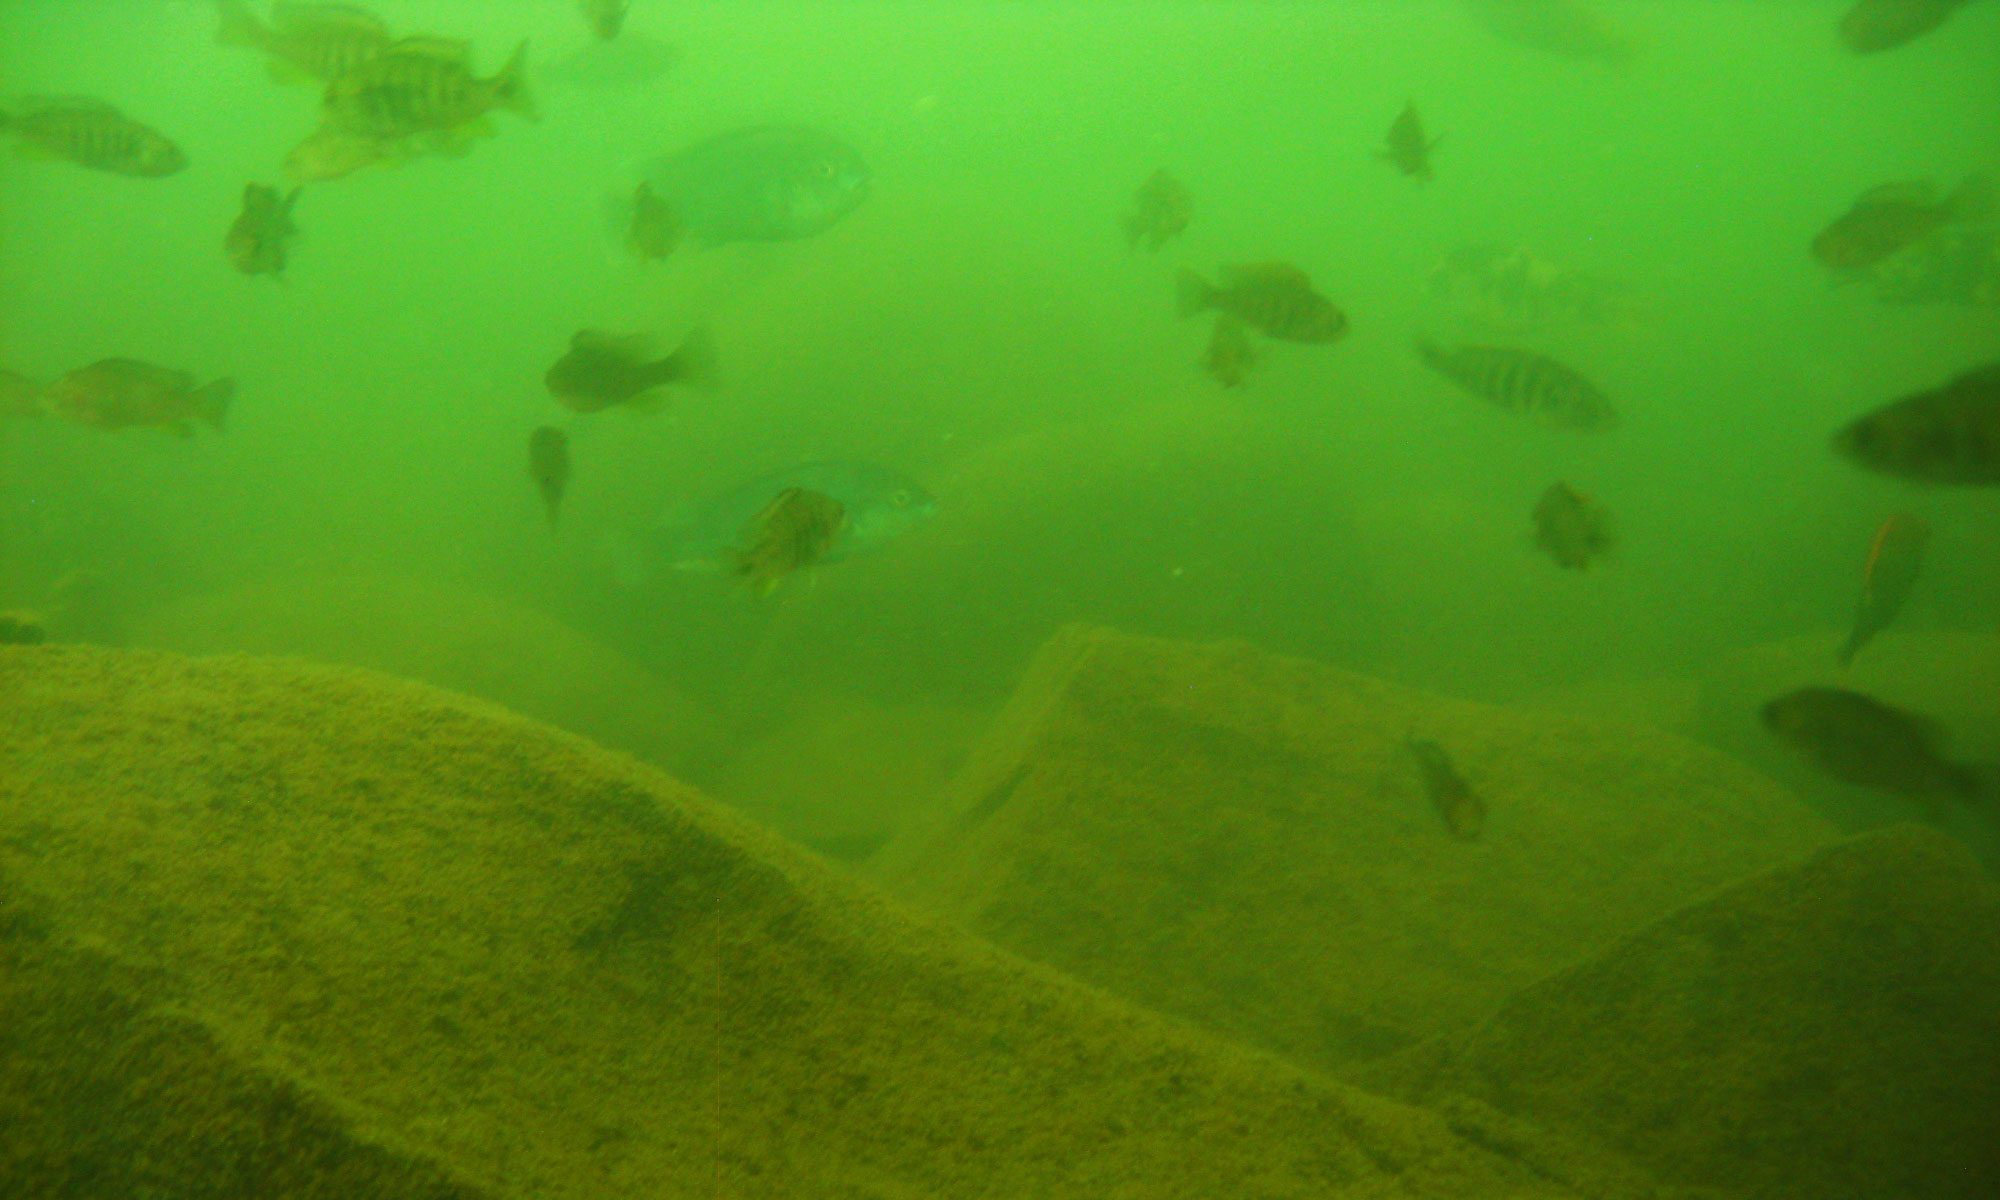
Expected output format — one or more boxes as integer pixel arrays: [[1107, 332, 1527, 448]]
[[1203, 315, 1255, 387], [626, 181, 681, 260], [1833, 360, 2000, 485], [1427, 242, 1636, 335], [1416, 340, 1616, 430], [1763, 685, 1983, 805], [1378, 102, 1437, 182], [1124, 168, 1191, 251], [1864, 225, 2000, 309], [0, 611, 48, 646], [215, 0, 392, 84], [283, 124, 390, 182], [545, 33, 677, 91], [1839, 513, 1927, 667], [579, 0, 630, 40], [47, 359, 232, 435], [0, 97, 186, 177], [1839, 0, 1975, 52], [1813, 176, 1993, 272], [620, 126, 869, 249], [1532, 482, 1612, 569], [225, 183, 302, 277], [528, 425, 571, 528], [323, 37, 535, 140], [736, 487, 845, 596], [545, 328, 713, 414], [1, 369, 44, 419], [657, 461, 937, 574], [1456, 0, 1634, 62], [1178, 264, 1347, 343], [1407, 738, 1485, 841]]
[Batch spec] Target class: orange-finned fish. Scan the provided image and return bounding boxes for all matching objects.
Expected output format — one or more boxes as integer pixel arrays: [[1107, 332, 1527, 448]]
[[1839, 513, 1927, 667]]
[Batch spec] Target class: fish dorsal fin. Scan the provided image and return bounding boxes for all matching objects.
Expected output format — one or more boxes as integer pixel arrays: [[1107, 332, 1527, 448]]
[[388, 35, 472, 63], [1222, 262, 1312, 291], [1855, 180, 1939, 209], [571, 329, 654, 361], [273, 2, 389, 36]]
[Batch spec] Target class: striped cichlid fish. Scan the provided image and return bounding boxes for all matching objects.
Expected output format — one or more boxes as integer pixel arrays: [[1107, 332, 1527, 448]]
[[1178, 263, 1347, 343], [0, 97, 185, 176], [216, 0, 393, 85], [1416, 339, 1617, 431], [323, 37, 535, 140]]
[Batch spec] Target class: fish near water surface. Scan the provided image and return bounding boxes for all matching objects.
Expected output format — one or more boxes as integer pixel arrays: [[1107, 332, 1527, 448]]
[[47, 359, 232, 435], [1378, 102, 1437, 182], [1839, 514, 1927, 667], [1407, 738, 1485, 841], [1762, 686, 1983, 806], [1834, 361, 2000, 485], [216, 0, 393, 84], [226, 183, 302, 277], [1532, 482, 1611, 569], [528, 426, 571, 527], [736, 488, 846, 596], [0, 97, 186, 177], [1813, 176, 1993, 272], [1124, 168, 1191, 251], [1416, 340, 1616, 431], [1839, 0, 1975, 52], [657, 461, 937, 575], [631, 126, 869, 247], [1178, 264, 1347, 343], [545, 329, 713, 414]]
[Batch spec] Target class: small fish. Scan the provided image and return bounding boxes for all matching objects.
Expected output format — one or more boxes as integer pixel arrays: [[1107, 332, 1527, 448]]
[[323, 37, 535, 140], [1407, 738, 1485, 841], [216, 0, 393, 83], [1839, 514, 1928, 668], [1834, 360, 2000, 486], [1203, 315, 1255, 387], [0, 97, 185, 177], [0, 611, 48, 646], [46, 359, 232, 435], [1415, 340, 1617, 431], [545, 328, 713, 414], [655, 461, 937, 574], [1814, 176, 1993, 272], [629, 126, 869, 248], [1378, 101, 1437, 182], [580, 0, 630, 40], [528, 426, 571, 528], [627, 181, 680, 260], [1532, 482, 1611, 569], [1839, 0, 1973, 52], [1456, 0, 1634, 63], [225, 183, 302, 277], [736, 487, 846, 595], [1762, 686, 1982, 805], [282, 125, 395, 182], [1124, 168, 1191, 251], [1178, 264, 1347, 343], [1, 369, 44, 418]]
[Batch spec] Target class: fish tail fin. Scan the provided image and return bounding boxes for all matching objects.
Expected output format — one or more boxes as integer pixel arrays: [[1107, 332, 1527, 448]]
[[1175, 268, 1213, 318], [665, 327, 718, 391], [493, 40, 537, 122], [216, 0, 266, 47], [196, 377, 234, 431]]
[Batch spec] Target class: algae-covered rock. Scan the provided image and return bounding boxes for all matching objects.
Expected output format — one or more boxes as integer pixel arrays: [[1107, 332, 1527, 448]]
[[878, 624, 1837, 1075], [0, 643, 1650, 1199], [1363, 826, 2000, 1200]]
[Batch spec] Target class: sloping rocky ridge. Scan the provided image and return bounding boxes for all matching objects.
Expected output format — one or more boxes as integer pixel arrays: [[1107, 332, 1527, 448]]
[[0, 644, 1646, 1200]]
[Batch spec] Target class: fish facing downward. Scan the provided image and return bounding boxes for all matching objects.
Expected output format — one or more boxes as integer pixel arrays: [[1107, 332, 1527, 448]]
[[1416, 339, 1617, 431], [46, 359, 232, 435], [736, 487, 846, 596], [1839, 513, 1927, 667], [1124, 168, 1191, 251], [528, 426, 571, 528], [1178, 263, 1347, 343], [1408, 738, 1485, 841], [545, 328, 714, 414], [1378, 101, 1437, 182], [226, 183, 302, 277]]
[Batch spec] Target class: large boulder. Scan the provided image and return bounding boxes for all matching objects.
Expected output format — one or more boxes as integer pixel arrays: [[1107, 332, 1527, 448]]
[[878, 624, 1837, 1074], [1361, 825, 2000, 1200], [0, 643, 1648, 1199]]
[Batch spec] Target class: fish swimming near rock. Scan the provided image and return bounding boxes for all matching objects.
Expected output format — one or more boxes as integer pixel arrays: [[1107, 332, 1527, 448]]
[[622, 126, 869, 249], [1532, 482, 1612, 569], [1833, 360, 2000, 485], [46, 359, 232, 435], [528, 426, 571, 528], [735, 487, 846, 596], [1124, 168, 1191, 251], [215, 0, 393, 84], [545, 328, 713, 414], [1416, 339, 1616, 431], [1839, 0, 1975, 52], [0, 97, 186, 177], [225, 183, 302, 277], [1407, 738, 1485, 841], [1839, 513, 1927, 667], [1178, 264, 1347, 343], [1203, 315, 1255, 388], [1762, 685, 1984, 806], [0, 611, 48, 646], [1378, 101, 1437, 182], [1813, 176, 1993, 272], [323, 36, 535, 140], [654, 460, 938, 575], [1, 369, 44, 418]]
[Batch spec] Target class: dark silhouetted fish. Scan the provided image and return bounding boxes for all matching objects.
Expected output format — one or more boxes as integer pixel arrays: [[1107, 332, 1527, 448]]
[[528, 426, 571, 528], [226, 183, 302, 277], [1532, 482, 1612, 569], [1839, 513, 1927, 667], [46, 359, 232, 435], [545, 328, 713, 414], [1834, 360, 2000, 485], [1179, 263, 1347, 343], [1762, 686, 1982, 805], [1124, 168, 1191, 251], [1813, 176, 1992, 272], [1416, 340, 1616, 430], [1408, 738, 1485, 841], [1378, 101, 1437, 182]]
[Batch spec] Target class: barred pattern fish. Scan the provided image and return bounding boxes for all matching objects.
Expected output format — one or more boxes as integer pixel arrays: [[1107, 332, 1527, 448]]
[[324, 38, 533, 139], [0, 97, 185, 176], [1415, 340, 1616, 430], [217, 0, 393, 84]]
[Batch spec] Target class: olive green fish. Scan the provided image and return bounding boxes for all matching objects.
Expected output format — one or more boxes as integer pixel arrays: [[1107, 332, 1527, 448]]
[[1178, 263, 1347, 343], [736, 487, 846, 596], [1408, 738, 1485, 841], [1834, 360, 2000, 486], [226, 183, 302, 277], [1378, 101, 1437, 182], [46, 359, 232, 435], [323, 37, 535, 140], [216, 0, 393, 84], [1763, 686, 1983, 806], [627, 181, 680, 260], [1533, 482, 1612, 569], [1124, 168, 1190, 252], [0, 97, 185, 177], [1203, 315, 1255, 388], [1416, 339, 1616, 431], [544, 328, 713, 414]]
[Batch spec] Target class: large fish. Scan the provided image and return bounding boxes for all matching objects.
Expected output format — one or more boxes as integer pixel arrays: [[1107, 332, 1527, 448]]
[[1762, 686, 1983, 805], [625, 126, 869, 248], [655, 461, 937, 574], [0, 97, 185, 177], [1415, 340, 1616, 431], [1834, 361, 2000, 485], [1813, 176, 1992, 272], [1839, 514, 1927, 667]]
